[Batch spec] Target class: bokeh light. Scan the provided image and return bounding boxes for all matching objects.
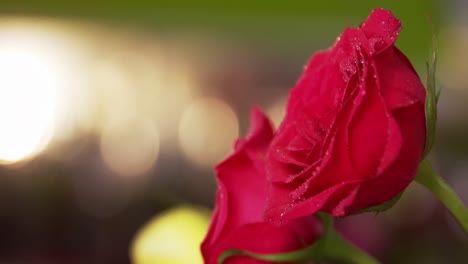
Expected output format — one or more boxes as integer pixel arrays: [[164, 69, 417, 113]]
[[131, 206, 210, 264], [100, 117, 160, 177], [89, 40, 197, 151], [0, 22, 74, 164], [266, 95, 287, 129], [178, 97, 239, 168], [143, 59, 197, 144]]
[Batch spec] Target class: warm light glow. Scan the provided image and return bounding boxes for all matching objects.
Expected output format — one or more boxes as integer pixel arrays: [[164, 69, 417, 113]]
[[90, 49, 197, 149], [131, 206, 210, 264], [100, 117, 160, 177], [0, 26, 69, 164], [143, 60, 196, 143], [178, 97, 239, 168], [266, 96, 288, 129]]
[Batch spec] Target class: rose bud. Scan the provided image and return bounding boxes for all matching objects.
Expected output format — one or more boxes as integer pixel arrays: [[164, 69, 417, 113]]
[[201, 108, 321, 264], [265, 8, 426, 221]]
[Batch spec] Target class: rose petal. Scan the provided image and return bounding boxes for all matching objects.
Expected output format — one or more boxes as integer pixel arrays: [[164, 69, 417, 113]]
[[348, 69, 389, 177], [374, 47, 426, 110], [244, 107, 276, 155], [360, 8, 401, 54], [284, 51, 332, 124], [266, 181, 362, 221], [376, 114, 402, 175], [344, 103, 426, 213], [265, 8, 426, 221], [203, 108, 274, 248], [212, 218, 320, 264], [328, 185, 361, 216]]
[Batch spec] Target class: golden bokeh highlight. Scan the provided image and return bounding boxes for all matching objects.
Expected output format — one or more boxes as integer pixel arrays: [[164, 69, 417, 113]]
[[0, 21, 76, 164], [142, 59, 196, 143], [100, 117, 160, 177], [0, 18, 201, 166], [266, 96, 288, 129], [131, 206, 211, 264], [178, 97, 239, 168], [89, 43, 197, 149]]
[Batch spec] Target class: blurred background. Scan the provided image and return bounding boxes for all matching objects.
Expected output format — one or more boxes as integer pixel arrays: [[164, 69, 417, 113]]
[[0, 0, 466, 263]]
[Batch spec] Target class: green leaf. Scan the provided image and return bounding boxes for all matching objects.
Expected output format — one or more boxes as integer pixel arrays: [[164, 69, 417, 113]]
[[423, 35, 439, 158], [353, 191, 403, 214]]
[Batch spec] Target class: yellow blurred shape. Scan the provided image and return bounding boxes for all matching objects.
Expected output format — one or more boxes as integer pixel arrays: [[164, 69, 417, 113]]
[[131, 206, 211, 264], [266, 96, 287, 129], [0, 24, 69, 164], [100, 117, 160, 177], [179, 97, 239, 168]]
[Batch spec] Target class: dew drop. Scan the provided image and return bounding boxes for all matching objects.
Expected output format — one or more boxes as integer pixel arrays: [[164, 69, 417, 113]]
[[279, 211, 286, 225], [286, 175, 295, 182]]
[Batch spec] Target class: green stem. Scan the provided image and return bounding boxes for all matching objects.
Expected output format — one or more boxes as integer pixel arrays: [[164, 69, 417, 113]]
[[416, 159, 468, 234], [322, 229, 379, 264], [320, 214, 380, 264]]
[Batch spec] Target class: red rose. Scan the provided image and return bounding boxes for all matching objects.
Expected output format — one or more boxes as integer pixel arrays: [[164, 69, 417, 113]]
[[265, 8, 426, 221], [201, 108, 321, 264]]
